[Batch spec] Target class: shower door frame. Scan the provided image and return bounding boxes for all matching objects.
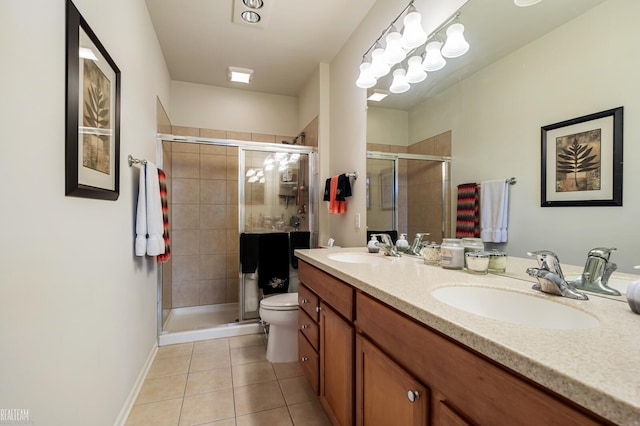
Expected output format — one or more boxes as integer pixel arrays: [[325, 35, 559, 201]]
[[155, 134, 317, 335], [367, 150, 451, 239]]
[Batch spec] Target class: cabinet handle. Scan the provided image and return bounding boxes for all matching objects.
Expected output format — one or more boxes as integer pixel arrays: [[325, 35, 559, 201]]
[[316, 306, 321, 313], [301, 324, 308, 330], [301, 298, 308, 304], [301, 356, 308, 362], [407, 390, 420, 402]]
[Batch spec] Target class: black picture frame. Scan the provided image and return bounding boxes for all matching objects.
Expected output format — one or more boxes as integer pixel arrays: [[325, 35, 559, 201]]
[[65, 0, 121, 200], [541, 107, 623, 207]]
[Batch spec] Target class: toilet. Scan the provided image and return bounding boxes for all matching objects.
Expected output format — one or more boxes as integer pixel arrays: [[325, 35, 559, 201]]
[[259, 292, 299, 363]]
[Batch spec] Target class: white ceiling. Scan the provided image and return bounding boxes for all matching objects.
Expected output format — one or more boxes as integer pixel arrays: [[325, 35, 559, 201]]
[[145, 0, 605, 111], [144, 0, 376, 97]]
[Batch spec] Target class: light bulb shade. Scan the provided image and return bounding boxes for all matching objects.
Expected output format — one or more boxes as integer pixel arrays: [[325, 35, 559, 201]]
[[370, 48, 391, 78], [400, 10, 428, 50], [422, 41, 446, 72], [441, 23, 469, 58], [382, 31, 406, 66], [405, 55, 426, 84], [356, 62, 377, 89], [389, 69, 410, 94], [514, 0, 542, 6]]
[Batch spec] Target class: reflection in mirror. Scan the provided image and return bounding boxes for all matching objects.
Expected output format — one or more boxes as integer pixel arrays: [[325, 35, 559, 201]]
[[366, 130, 451, 245], [365, 0, 640, 302], [242, 149, 310, 233]]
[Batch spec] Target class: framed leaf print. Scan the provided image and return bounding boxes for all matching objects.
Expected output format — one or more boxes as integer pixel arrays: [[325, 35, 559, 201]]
[[65, 0, 121, 200], [541, 107, 623, 207]]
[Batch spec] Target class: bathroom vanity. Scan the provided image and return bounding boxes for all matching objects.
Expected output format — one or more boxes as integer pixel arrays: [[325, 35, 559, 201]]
[[295, 248, 640, 426]]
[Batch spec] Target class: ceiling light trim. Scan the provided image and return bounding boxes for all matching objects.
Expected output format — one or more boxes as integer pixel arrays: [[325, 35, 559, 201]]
[[228, 67, 254, 84]]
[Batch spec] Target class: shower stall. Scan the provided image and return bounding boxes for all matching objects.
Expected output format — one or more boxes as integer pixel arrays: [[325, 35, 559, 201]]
[[157, 135, 316, 345]]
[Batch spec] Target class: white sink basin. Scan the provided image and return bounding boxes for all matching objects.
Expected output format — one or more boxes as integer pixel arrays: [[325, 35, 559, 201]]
[[431, 286, 600, 330], [327, 253, 388, 264]]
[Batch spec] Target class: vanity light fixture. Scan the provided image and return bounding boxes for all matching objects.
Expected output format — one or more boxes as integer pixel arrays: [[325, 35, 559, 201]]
[[441, 23, 469, 58], [514, 0, 542, 6], [228, 66, 253, 84], [356, 0, 469, 97], [405, 55, 427, 83], [389, 69, 410, 94], [367, 89, 389, 102]]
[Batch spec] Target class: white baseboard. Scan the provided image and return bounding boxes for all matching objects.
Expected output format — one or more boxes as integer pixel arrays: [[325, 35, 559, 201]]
[[113, 341, 158, 426]]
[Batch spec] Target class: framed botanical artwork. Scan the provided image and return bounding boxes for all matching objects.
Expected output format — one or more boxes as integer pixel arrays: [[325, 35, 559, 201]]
[[541, 107, 623, 207], [65, 0, 121, 200]]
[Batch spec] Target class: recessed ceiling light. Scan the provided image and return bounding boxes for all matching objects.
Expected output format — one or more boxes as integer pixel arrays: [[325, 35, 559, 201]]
[[241, 10, 261, 23], [367, 90, 389, 102], [228, 67, 253, 84], [243, 0, 263, 9]]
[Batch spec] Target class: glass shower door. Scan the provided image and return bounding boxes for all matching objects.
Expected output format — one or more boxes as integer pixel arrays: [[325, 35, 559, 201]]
[[238, 147, 313, 321]]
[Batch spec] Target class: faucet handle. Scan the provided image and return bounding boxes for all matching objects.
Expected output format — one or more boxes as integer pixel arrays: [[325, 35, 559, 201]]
[[587, 247, 617, 260], [527, 250, 565, 279]]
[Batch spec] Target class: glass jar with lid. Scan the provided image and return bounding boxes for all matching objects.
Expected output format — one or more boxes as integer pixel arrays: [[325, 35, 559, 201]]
[[423, 242, 441, 266], [462, 237, 484, 268], [440, 238, 464, 270], [465, 251, 490, 274], [488, 250, 508, 273]]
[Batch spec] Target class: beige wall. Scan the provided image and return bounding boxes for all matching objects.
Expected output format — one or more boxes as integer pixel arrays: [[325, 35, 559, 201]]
[[367, 107, 409, 146], [0, 0, 171, 424], [409, 0, 640, 271], [170, 80, 299, 137]]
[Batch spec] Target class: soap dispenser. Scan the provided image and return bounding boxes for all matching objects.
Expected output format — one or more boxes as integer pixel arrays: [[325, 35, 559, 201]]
[[367, 235, 380, 253], [396, 234, 409, 253]]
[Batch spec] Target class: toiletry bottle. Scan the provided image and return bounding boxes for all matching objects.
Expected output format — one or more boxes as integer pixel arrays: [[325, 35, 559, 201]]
[[368, 235, 380, 253], [396, 234, 409, 252]]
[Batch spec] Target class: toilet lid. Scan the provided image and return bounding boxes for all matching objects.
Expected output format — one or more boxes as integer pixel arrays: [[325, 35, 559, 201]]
[[260, 293, 298, 310]]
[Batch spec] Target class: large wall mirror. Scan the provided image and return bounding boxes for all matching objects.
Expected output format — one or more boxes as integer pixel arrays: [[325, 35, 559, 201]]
[[365, 0, 639, 301]]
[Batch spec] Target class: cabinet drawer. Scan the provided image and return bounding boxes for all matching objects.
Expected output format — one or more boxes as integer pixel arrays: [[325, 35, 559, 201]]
[[299, 308, 319, 351], [298, 331, 319, 394], [299, 261, 354, 321], [298, 283, 319, 322]]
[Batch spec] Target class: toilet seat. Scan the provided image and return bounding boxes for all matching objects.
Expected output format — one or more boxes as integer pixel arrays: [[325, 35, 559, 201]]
[[260, 293, 298, 311]]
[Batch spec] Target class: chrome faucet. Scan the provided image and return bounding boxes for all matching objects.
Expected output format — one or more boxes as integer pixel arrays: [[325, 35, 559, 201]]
[[570, 247, 620, 296], [526, 250, 588, 300], [406, 233, 429, 256], [372, 233, 401, 257]]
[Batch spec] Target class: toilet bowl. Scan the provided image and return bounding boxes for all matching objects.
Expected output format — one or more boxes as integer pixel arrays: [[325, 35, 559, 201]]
[[259, 292, 299, 363]]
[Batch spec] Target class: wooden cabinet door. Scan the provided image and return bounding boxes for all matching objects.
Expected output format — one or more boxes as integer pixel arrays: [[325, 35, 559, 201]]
[[356, 335, 428, 426], [320, 302, 354, 426]]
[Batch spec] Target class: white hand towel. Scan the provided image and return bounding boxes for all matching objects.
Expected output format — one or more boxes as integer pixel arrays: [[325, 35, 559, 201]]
[[480, 179, 509, 243], [145, 162, 165, 256], [135, 163, 166, 256], [135, 165, 147, 256]]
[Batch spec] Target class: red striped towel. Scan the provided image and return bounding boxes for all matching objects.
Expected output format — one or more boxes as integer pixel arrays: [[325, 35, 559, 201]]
[[455, 183, 480, 238], [157, 169, 171, 262]]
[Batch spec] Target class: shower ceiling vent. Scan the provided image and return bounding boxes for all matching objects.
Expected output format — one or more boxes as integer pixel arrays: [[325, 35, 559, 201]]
[[232, 0, 273, 29]]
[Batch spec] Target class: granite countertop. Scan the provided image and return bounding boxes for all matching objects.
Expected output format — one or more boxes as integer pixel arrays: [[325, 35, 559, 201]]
[[295, 247, 640, 425]]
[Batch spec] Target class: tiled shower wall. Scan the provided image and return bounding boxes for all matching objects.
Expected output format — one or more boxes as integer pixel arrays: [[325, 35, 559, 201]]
[[163, 140, 240, 308], [407, 130, 452, 243]]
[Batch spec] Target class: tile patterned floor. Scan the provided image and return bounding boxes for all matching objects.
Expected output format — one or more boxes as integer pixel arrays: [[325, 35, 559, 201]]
[[125, 334, 331, 426]]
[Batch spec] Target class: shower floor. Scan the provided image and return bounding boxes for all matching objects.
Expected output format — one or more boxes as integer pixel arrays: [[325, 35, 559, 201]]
[[165, 303, 251, 332], [160, 303, 262, 346]]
